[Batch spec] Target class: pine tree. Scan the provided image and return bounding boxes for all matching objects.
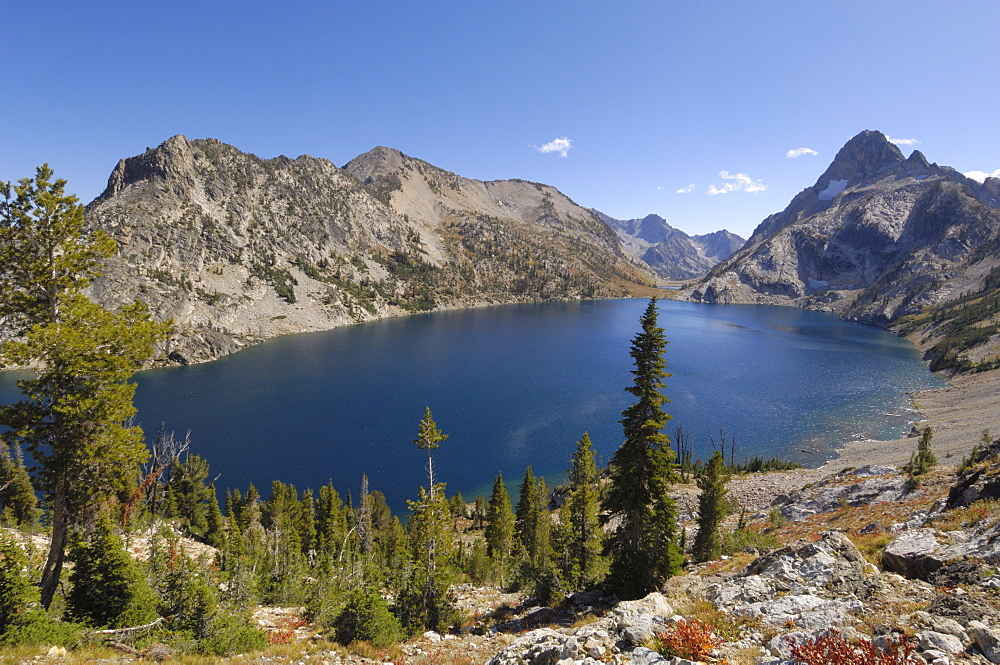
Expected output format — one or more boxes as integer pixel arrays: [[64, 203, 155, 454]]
[[204, 488, 226, 549], [315, 481, 348, 558], [414, 406, 448, 501], [66, 515, 158, 628], [485, 472, 515, 586], [515, 466, 539, 558], [603, 298, 679, 599], [472, 495, 488, 529], [692, 450, 731, 563], [0, 535, 36, 632], [404, 482, 454, 630], [0, 166, 170, 608], [260, 481, 307, 604], [0, 444, 39, 528], [406, 408, 454, 629], [907, 426, 937, 480], [148, 530, 218, 637], [166, 454, 214, 535], [449, 491, 468, 519], [559, 432, 605, 591]]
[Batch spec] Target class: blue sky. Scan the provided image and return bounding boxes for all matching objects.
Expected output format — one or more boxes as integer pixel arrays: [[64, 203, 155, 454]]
[[3, 1, 998, 238]]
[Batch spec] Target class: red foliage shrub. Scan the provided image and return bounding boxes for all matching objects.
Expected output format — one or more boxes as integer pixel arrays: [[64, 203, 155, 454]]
[[790, 632, 916, 665], [652, 618, 724, 661]]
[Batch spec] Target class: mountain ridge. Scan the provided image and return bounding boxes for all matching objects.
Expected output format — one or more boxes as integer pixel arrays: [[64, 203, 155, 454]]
[[84, 136, 656, 364], [595, 211, 745, 280]]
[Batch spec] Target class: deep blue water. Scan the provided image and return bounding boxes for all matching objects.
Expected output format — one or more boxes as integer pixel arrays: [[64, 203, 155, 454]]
[[0, 299, 943, 513]]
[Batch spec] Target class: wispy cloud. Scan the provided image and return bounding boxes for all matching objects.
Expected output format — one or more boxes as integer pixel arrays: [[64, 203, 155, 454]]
[[675, 184, 696, 194], [786, 147, 818, 158], [886, 136, 919, 146], [707, 171, 768, 195], [964, 169, 1000, 183], [536, 137, 573, 157]]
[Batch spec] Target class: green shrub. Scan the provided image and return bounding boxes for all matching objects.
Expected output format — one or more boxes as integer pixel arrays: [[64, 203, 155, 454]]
[[720, 527, 779, 556], [334, 588, 403, 647], [197, 608, 268, 656], [0, 536, 34, 631], [1, 608, 84, 648]]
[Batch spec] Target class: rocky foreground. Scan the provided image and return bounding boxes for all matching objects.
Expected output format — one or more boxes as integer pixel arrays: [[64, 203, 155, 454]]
[[20, 442, 994, 665]]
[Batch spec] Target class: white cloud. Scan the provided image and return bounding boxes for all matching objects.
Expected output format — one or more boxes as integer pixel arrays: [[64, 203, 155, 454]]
[[786, 147, 818, 159], [536, 137, 573, 157], [707, 171, 768, 195], [964, 169, 1000, 183], [886, 136, 919, 146], [675, 184, 696, 194]]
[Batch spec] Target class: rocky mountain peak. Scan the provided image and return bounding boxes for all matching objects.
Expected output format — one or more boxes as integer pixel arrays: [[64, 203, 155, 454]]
[[906, 149, 932, 169], [98, 134, 198, 200], [817, 129, 906, 186], [342, 146, 408, 182], [633, 214, 673, 244]]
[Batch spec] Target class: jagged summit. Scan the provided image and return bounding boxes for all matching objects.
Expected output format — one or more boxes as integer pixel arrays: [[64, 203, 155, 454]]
[[816, 130, 906, 185], [99, 134, 196, 200]]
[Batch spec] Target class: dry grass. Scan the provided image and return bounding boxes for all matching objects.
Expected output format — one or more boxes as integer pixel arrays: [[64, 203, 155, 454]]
[[931, 499, 1000, 532], [846, 531, 896, 568]]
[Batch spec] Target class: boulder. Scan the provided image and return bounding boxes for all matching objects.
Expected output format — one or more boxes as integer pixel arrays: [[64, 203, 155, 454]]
[[486, 628, 565, 665], [946, 439, 1000, 510], [969, 620, 1000, 664], [882, 529, 944, 579], [630, 647, 669, 665], [917, 630, 965, 654], [744, 532, 877, 599]]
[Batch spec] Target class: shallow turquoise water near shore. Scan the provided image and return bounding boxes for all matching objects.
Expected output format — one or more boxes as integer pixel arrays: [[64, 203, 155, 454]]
[[0, 299, 944, 512]]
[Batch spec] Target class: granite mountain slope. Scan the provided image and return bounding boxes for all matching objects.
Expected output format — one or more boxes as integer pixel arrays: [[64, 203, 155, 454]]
[[686, 130, 1000, 368], [596, 212, 745, 280], [85, 137, 654, 363]]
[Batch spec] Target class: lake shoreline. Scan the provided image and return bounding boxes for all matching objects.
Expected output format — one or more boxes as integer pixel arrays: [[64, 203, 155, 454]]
[[726, 367, 1000, 512]]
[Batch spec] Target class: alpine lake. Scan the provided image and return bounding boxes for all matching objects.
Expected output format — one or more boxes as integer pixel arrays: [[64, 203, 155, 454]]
[[0, 299, 944, 513]]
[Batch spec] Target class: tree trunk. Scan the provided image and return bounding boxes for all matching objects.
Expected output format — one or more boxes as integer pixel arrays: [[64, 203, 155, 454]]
[[40, 484, 68, 609]]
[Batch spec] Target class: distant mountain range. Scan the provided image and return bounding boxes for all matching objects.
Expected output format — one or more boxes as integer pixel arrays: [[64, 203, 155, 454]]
[[85, 137, 661, 363], [595, 211, 745, 280], [686, 130, 1000, 371]]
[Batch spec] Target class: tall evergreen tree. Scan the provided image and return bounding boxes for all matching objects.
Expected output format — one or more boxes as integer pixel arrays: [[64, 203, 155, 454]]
[[485, 472, 515, 586], [692, 450, 731, 563], [603, 298, 680, 599], [0, 166, 170, 607], [414, 407, 448, 501], [558, 432, 605, 591], [515, 466, 538, 558], [407, 409, 453, 629], [315, 481, 349, 560], [404, 482, 453, 630]]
